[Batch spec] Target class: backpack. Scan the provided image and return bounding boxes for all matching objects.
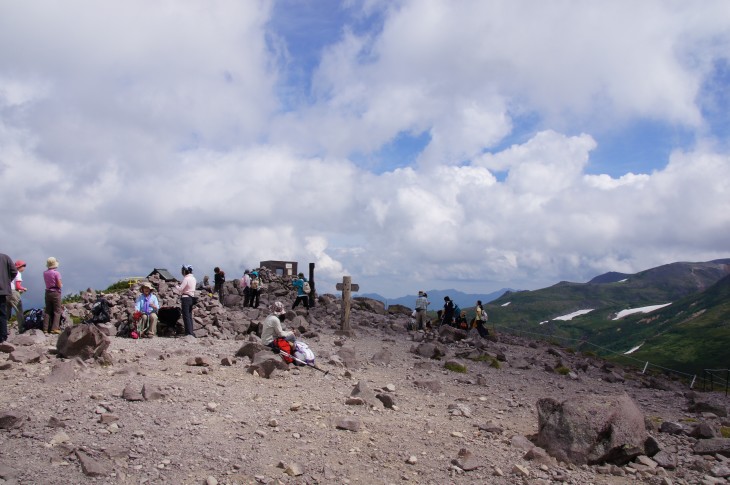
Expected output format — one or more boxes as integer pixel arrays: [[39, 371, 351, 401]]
[[24, 308, 44, 330], [273, 338, 294, 364], [90, 297, 111, 324], [452, 304, 461, 318], [250, 278, 260, 290], [302, 281, 311, 294], [293, 340, 315, 365]]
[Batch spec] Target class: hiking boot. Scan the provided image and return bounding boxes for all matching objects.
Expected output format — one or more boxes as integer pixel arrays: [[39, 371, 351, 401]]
[[51, 329, 61, 334]]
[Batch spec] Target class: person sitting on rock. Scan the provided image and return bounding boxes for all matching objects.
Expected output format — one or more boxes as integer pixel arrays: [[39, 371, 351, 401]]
[[134, 282, 159, 338], [262, 301, 294, 344]]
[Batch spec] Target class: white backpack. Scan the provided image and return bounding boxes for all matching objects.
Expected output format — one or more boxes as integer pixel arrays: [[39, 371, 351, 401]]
[[294, 340, 315, 365], [302, 280, 311, 294]]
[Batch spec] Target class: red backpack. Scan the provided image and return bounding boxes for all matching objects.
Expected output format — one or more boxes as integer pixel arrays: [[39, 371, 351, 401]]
[[273, 338, 294, 363]]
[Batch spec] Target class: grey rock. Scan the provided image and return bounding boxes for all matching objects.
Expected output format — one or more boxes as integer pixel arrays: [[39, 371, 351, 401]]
[[536, 392, 648, 465], [335, 417, 361, 432]]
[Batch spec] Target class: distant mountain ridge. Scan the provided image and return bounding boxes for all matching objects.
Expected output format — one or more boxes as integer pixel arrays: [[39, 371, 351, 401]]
[[358, 288, 514, 310], [486, 258, 730, 373]]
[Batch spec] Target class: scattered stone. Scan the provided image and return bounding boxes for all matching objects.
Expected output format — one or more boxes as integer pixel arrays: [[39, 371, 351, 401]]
[[452, 448, 481, 471], [0, 411, 25, 429], [76, 450, 111, 477], [335, 417, 361, 432], [122, 384, 144, 402], [376, 393, 395, 409], [512, 464, 530, 477]]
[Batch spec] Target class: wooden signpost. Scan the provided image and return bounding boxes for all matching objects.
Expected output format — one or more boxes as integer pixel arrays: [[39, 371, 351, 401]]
[[335, 275, 359, 337]]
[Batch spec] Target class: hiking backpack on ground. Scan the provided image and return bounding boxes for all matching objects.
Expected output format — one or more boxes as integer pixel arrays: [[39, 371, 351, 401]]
[[273, 337, 294, 363], [293, 340, 315, 365], [23, 309, 44, 331], [89, 297, 111, 324]]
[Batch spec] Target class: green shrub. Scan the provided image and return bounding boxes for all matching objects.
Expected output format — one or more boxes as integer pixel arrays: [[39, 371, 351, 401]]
[[581, 350, 597, 357], [721, 427, 730, 438], [445, 362, 468, 373], [489, 358, 501, 369], [104, 280, 134, 293], [555, 366, 570, 375]]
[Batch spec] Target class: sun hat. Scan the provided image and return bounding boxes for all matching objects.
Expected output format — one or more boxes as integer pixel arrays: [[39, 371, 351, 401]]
[[271, 301, 286, 316], [15, 260, 26, 269], [46, 257, 59, 269], [140, 281, 155, 292]]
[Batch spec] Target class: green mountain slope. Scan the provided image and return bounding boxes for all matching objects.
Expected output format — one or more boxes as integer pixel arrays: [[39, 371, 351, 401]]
[[483, 259, 730, 373]]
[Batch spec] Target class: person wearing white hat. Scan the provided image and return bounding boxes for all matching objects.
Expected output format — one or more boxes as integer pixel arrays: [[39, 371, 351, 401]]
[[135, 282, 160, 338], [261, 301, 294, 347], [43, 257, 63, 334]]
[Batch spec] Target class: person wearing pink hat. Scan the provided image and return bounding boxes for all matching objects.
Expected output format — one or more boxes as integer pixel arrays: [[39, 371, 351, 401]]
[[9, 260, 28, 333]]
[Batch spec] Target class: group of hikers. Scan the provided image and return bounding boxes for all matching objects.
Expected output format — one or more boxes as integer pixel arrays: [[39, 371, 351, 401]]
[[413, 291, 490, 338], [0, 253, 67, 342]]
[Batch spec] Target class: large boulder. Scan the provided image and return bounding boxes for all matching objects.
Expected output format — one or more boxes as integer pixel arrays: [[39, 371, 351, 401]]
[[56, 324, 111, 361], [536, 392, 648, 465]]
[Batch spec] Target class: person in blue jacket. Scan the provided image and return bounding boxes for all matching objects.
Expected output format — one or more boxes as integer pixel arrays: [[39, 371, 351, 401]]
[[291, 273, 310, 309]]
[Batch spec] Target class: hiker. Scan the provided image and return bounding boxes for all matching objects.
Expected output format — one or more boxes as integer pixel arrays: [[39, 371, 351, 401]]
[[455, 309, 468, 330], [441, 296, 455, 327], [291, 273, 310, 310], [241, 269, 252, 307], [176, 264, 197, 336], [9, 260, 27, 333], [134, 282, 159, 338], [249, 271, 261, 308], [213, 266, 225, 302], [261, 301, 295, 347], [43, 257, 63, 334], [475, 300, 489, 338], [0, 253, 18, 343], [414, 290, 429, 331]]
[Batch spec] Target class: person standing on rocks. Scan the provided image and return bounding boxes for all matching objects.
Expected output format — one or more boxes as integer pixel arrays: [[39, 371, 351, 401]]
[[135, 282, 159, 338], [43, 257, 63, 334], [475, 300, 489, 338], [8, 260, 27, 333], [291, 273, 310, 310], [261, 301, 294, 347], [441, 296, 455, 327], [213, 266, 225, 303], [176, 264, 197, 337], [240, 269, 252, 307], [414, 290, 429, 331], [249, 271, 261, 308], [0, 252, 18, 343]]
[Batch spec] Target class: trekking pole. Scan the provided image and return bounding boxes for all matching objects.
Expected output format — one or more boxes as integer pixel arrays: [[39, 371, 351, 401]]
[[277, 349, 329, 375]]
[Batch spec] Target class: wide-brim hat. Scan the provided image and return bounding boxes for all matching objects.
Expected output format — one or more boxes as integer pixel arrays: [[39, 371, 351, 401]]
[[46, 257, 59, 269], [272, 301, 286, 316], [140, 281, 155, 292]]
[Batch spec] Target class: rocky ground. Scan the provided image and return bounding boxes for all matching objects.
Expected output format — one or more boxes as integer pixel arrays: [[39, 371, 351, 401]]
[[1, 279, 730, 485]]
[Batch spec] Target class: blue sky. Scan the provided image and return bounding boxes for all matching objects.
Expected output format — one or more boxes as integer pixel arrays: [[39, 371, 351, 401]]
[[2, 0, 730, 309]]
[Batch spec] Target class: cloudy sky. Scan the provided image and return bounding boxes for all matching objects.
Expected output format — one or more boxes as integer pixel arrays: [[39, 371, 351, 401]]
[[2, 0, 730, 308]]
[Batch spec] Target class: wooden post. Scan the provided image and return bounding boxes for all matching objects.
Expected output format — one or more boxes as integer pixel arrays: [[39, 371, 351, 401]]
[[335, 275, 359, 337], [308, 262, 316, 308]]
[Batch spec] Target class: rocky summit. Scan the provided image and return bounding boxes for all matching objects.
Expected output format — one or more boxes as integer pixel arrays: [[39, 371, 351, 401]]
[[1, 269, 729, 484]]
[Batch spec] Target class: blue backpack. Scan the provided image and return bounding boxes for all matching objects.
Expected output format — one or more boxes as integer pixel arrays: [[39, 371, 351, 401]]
[[24, 309, 44, 330]]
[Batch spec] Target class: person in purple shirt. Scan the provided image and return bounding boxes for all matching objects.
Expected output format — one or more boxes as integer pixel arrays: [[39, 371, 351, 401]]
[[43, 257, 63, 334]]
